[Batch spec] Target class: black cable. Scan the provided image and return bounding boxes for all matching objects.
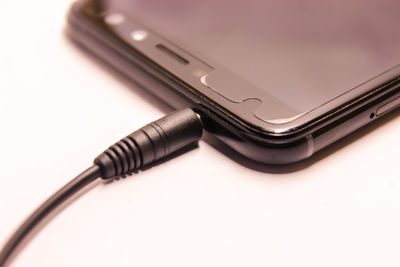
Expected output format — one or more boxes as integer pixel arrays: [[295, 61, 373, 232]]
[[0, 165, 101, 267], [0, 108, 203, 267]]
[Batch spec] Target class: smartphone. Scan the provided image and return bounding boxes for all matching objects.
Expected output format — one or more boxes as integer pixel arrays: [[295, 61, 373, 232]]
[[67, 0, 400, 165]]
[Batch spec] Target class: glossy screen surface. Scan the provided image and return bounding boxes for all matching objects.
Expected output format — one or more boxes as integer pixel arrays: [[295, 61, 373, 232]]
[[94, 0, 400, 112]]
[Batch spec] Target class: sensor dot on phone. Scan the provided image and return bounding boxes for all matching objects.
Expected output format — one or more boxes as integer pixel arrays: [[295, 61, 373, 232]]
[[131, 30, 148, 41], [104, 13, 125, 25]]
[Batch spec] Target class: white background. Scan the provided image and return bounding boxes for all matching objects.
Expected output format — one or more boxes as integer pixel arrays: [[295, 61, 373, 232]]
[[0, 1, 399, 266]]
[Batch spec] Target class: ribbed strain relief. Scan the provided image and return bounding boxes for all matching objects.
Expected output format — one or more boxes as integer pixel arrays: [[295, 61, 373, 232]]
[[94, 108, 203, 179]]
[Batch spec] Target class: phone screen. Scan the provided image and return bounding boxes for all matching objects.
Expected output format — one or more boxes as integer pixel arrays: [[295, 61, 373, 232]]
[[97, 0, 400, 113]]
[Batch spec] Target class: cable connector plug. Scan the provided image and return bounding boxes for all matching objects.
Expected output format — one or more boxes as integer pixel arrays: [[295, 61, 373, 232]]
[[94, 108, 203, 179], [0, 108, 203, 267]]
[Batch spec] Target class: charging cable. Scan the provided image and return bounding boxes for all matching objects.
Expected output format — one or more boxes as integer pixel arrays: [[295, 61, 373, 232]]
[[0, 108, 203, 267]]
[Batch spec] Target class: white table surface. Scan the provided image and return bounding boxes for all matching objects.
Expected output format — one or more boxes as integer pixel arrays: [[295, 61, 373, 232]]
[[1, 1, 400, 266]]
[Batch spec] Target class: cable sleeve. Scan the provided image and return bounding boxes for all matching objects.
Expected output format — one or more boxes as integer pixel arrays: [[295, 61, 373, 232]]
[[94, 108, 203, 179]]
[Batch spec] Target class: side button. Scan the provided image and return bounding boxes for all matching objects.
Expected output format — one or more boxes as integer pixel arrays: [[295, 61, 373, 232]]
[[376, 96, 400, 116]]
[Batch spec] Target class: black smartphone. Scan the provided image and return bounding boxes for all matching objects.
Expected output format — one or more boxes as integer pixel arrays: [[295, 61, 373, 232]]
[[67, 0, 400, 165]]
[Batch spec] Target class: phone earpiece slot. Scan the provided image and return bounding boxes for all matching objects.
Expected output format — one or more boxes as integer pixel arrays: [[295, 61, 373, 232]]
[[155, 44, 189, 65]]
